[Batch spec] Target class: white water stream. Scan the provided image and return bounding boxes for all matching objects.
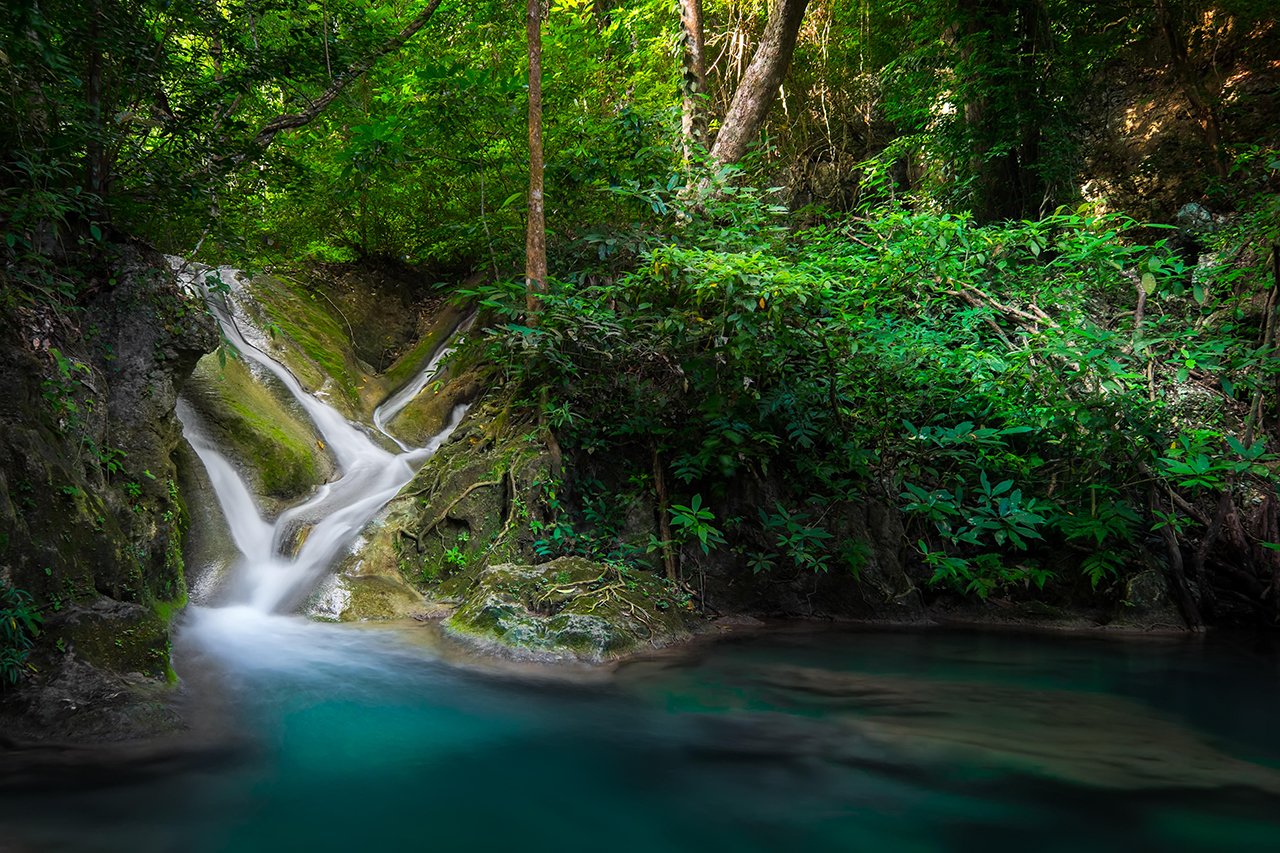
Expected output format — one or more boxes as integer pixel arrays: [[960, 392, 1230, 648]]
[[171, 261, 469, 618]]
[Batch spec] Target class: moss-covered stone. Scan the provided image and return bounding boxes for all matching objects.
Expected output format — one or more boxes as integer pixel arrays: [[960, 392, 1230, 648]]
[[1112, 568, 1185, 630], [1, 244, 216, 618], [183, 352, 332, 508], [241, 273, 381, 419], [45, 598, 172, 679], [443, 557, 695, 661], [387, 365, 484, 446], [379, 302, 469, 397], [341, 575, 424, 621]]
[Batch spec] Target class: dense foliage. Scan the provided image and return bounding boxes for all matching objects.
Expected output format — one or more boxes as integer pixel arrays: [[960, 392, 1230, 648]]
[[473, 164, 1280, 615], [3, 0, 1279, 631]]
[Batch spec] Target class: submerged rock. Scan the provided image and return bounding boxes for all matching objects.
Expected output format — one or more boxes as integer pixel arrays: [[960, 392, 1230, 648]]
[[752, 666, 1280, 794]]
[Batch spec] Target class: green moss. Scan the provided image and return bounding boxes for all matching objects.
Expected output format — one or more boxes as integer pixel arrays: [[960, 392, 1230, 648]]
[[387, 366, 483, 446], [338, 575, 424, 622], [152, 588, 188, 628], [245, 274, 374, 417], [48, 600, 172, 679], [380, 303, 467, 394], [184, 353, 329, 502]]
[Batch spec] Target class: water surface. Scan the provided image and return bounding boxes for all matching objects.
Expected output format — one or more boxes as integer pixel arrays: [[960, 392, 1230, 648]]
[[3, 623, 1279, 852]]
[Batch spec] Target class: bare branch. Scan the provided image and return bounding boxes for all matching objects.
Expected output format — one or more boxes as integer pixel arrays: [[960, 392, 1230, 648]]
[[251, 0, 447, 151]]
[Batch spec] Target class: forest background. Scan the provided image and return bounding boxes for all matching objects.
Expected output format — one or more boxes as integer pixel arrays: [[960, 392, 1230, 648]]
[[3, 0, 1280, 674]]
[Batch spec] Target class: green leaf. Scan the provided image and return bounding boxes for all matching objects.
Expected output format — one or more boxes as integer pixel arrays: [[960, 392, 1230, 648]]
[[1141, 272, 1157, 295]]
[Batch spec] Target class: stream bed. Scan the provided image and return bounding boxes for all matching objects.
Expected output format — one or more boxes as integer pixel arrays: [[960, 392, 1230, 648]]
[[5, 264, 1279, 851], [2, 623, 1280, 851]]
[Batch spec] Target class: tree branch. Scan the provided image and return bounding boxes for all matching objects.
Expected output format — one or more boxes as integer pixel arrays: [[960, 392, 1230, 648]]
[[251, 0, 447, 151]]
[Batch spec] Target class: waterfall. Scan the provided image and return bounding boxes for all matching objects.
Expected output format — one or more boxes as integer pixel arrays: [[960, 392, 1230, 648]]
[[372, 314, 475, 451], [171, 261, 469, 615]]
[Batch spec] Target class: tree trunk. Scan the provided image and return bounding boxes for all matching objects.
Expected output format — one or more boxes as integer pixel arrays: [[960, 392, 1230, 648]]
[[948, 0, 1054, 221], [708, 0, 810, 166], [679, 0, 708, 160], [85, 0, 108, 203], [525, 0, 548, 316]]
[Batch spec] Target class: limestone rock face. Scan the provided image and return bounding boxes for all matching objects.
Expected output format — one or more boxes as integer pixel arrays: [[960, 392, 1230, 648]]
[[0, 243, 216, 705]]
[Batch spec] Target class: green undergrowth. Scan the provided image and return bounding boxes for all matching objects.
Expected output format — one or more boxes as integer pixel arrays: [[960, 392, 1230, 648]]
[[470, 176, 1280, 614]]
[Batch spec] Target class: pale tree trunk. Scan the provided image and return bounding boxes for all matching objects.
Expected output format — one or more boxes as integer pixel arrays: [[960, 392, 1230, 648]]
[[525, 0, 548, 315], [679, 0, 708, 160], [708, 0, 810, 166]]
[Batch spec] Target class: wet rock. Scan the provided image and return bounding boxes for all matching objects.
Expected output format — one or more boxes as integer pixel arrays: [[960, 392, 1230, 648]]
[[44, 598, 172, 679], [445, 557, 695, 662], [1112, 568, 1185, 630], [182, 353, 334, 511], [0, 654, 181, 744], [310, 573, 425, 623], [1, 244, 215, 644]]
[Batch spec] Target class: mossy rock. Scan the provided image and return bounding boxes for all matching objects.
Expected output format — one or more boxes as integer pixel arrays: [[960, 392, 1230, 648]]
[[309, 574, 424, 622], [295, 264, 436, 373], [312, 514, 428, 622], [45, 598, 172, 679], [378, 302, 469, 398], [444, 557, 695, 661], [387, 365, 484, 447], [183, 352, 333, 508], [1112, 568, 1186, 630], [242, 274, 381, 419]]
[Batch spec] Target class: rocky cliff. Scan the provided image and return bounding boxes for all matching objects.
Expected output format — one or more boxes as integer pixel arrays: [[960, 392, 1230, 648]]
[[0, 243, 216, 740]]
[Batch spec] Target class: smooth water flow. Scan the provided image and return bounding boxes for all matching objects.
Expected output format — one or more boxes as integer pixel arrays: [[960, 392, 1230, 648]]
[[8, 262, 1276, 851], [170, 261, 468, 614], [372, 314, 475, 451]]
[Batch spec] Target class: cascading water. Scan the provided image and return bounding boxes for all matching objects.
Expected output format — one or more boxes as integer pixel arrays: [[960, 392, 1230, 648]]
[[8, 267, 1280, 852], [372, 313, 475, 452], [170, 261, 470, 616]]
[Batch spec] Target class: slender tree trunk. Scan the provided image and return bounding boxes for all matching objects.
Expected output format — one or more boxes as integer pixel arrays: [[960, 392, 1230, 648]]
[[679, 0, 708, 160], [708, 0, 810, 166], [525, 0, 548, 315], [85, 0, 107, 202]]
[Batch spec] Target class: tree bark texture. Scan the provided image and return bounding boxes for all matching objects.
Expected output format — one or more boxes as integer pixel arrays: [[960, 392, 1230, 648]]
[[679, 0, 708, 160], [525, 0, 548, 315], [953, 0, 1050, 222], [708, 0, 810, 166]]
